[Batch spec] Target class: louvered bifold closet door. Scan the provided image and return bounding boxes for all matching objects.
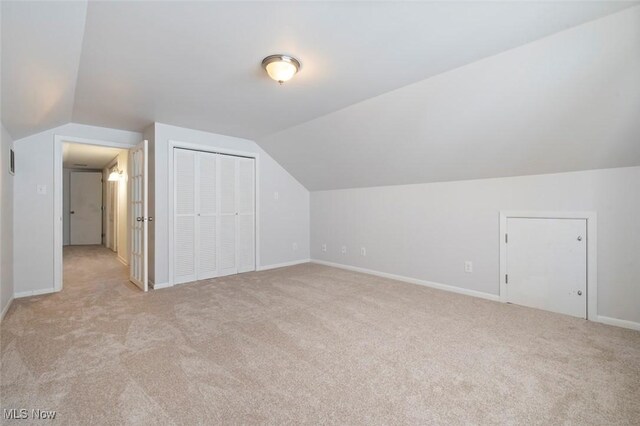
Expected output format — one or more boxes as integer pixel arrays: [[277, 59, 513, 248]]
[[197, 152, 218, 280], [237, 157, 255, 273], [218, 155, 238, 277], [174, 149, 197, 284]]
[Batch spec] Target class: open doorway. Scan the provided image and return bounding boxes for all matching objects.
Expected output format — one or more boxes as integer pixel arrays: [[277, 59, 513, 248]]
[[53, 136, 149, 294], [62, 142, 130, 293]]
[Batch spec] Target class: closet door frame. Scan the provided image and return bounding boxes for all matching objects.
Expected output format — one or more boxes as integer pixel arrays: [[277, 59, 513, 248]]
[[168, 140, 259, 287]]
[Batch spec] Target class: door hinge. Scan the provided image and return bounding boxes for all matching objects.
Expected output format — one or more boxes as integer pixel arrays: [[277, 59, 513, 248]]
[[505, 274, 508, 284], [505, 234, 508, 243]]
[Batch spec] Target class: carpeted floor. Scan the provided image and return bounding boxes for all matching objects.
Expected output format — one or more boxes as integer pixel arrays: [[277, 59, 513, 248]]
[[1, 245, 639, 424]]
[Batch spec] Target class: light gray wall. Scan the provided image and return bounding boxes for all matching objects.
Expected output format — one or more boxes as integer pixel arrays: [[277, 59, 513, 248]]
[[150, 123, 310, 286], [13, 123, 141, 295], [311, 166, 640, 324], [114, 150, 130, 264], [1, 124, 15, 317]]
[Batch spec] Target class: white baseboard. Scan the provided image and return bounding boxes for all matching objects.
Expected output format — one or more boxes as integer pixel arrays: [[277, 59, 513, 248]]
[[311, 259, 500, 302], [596, 315, 640, 331], [258, 258, 310, 271], [117, 255, 128, 266], [14, 287, 59, 299], [150, 281, 171, 290], [0, 296, 14, 321]]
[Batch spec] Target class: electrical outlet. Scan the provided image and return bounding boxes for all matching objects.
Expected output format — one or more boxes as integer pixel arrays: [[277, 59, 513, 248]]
[[37, 184, 47, 195], [321, 244, 327, 252], [341, 246, 347, 254], [360, 247, 366, 256], [292, 242, 298, 251], [464, 261, 473, 273], [274, 192, 279, 200]]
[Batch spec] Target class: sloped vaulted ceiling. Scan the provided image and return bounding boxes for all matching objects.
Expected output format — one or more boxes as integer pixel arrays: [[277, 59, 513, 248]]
[[2, 1, 639, 190], [258, 6, 640, 190], [1, 1, 87, 139]]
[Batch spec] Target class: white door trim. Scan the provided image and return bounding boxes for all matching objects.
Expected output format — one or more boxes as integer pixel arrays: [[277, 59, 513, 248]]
[[106, 161, 119, 252], [53, 135, 135, 292], [499, 211, 597, 321], [167, 140, 260, 287]]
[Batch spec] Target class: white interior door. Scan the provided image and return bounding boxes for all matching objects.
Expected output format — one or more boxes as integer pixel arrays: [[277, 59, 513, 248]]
[[218, 155, 238, 277], [197, 151, 218, 279], [237, 157, 255, 273], [70, 171, 103, 245], [506, 217, 587, 318], [174, 149, 197, 284], [129, 140, 148, 291]]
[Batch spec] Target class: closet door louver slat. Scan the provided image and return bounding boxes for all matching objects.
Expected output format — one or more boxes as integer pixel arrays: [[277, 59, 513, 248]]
[[174, 149, 197, 284], [197, 152, 218, 280], [218, 155, 238, 277]]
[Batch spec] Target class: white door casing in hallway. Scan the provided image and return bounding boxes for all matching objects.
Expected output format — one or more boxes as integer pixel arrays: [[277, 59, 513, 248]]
[[69, 171, 103, 245], [106, 164, 118, 252], [504, 217, 587, 318]]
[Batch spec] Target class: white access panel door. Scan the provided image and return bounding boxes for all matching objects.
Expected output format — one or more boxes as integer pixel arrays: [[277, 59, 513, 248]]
[[70, 171, 103, 245], [506, 218, 587, 318], [237, 157, 255, 273], [174, 149, 197, 284], [129, 140, 148, 292], [197, 151, 218, 280], [218, 155, 238, 277]]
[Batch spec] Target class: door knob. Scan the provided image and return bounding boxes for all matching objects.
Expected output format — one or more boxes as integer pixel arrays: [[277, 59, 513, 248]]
[[577, 290, 582, 296], [577, 236, 582, 241]]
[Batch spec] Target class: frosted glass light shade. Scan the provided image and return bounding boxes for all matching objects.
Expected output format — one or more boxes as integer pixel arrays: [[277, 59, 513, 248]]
[[262, 55, 301, 84], [108, 171, 121, 181]]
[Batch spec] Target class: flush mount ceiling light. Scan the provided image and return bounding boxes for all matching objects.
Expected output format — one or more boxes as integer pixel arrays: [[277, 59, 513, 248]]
[[261, 54, 301, 84], [108, 169, 123, 181]]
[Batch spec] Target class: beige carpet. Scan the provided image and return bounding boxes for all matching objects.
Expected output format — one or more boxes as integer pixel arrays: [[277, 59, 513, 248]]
[[1, 245, 639, 425]]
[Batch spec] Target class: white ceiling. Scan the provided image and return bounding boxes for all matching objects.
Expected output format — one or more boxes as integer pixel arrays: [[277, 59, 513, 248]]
[[260, 6, 640, 190], [1, 1, 87, 139], [2, 1, 639, 190], [2, 1, 636, 141], [62, 142, 124, 169]]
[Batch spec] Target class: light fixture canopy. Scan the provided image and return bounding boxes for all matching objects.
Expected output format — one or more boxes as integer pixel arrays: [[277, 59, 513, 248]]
[[261, 54, 301, 84]]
